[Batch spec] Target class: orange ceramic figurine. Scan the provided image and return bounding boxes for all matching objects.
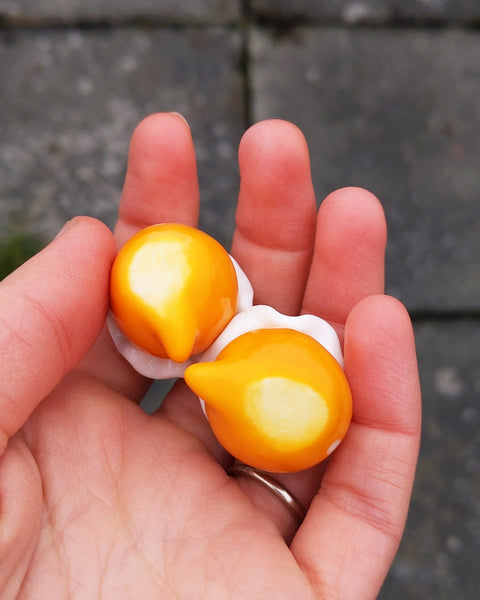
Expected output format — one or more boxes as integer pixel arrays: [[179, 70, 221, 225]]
[[109, 225, 352, 472], [185, 305, 352, 473], [109, 223, 253, 377]]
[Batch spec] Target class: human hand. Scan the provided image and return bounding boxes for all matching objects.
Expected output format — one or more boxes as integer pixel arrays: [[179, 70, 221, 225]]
[[0, 114, 421, 599]]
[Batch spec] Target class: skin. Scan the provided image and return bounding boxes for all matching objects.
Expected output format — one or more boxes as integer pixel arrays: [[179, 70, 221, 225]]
[[0, 114, 421, 599]]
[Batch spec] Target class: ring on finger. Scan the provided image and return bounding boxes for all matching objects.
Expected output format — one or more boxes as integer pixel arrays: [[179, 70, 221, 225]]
[[227, 463, 306, 525]]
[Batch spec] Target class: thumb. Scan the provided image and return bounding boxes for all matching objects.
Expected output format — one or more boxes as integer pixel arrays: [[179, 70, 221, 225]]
[[0, 217, 116, 456]]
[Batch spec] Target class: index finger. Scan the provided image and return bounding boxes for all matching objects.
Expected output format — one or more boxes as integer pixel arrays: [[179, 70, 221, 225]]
[[114, 113, 200, 247], [80, 113, 200, 399]]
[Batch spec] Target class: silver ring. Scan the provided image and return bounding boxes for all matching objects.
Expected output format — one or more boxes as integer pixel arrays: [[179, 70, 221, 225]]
[[227, 464, 306, 525]]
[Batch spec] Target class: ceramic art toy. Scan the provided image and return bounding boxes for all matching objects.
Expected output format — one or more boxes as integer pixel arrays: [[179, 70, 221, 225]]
[[108, 223, 254, 378], [109, 223, 352, 473]]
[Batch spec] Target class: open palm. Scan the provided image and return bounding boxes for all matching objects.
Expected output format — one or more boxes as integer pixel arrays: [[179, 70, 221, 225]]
[[0, 115, 421, 599]]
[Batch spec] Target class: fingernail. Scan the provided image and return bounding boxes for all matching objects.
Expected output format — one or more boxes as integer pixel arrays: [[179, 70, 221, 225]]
[[55, 217, 80, 238], [169, 112, 190, 128]]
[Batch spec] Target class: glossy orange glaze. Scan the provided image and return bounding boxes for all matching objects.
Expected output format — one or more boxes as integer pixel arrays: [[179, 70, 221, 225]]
[[185, 328, 352, 472], [110, 223, 238, 363]]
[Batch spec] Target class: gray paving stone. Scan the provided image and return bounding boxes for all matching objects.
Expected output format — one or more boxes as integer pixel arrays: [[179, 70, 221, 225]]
[[251, 0, 480, 24], [250, 27, 480, 312], [0, 27, 244, 248], [0, 0, 241, 24], [379, 319, 480, 600]]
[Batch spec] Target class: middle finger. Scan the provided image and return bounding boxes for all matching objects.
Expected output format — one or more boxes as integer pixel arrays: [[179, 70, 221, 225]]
[[231, 119, 317, 315], [159, 120, 318, 465]]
